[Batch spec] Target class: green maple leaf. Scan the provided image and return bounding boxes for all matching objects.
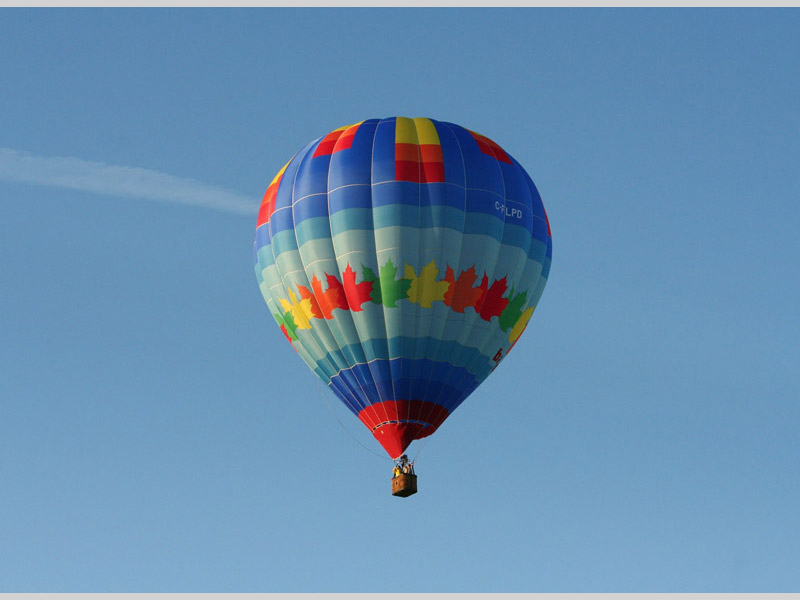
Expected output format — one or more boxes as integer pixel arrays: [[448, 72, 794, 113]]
[[282, 310, 299, 340], [498, 287, 527, 332], [379, 259, 411, 307], [361, 264, 382, 305]]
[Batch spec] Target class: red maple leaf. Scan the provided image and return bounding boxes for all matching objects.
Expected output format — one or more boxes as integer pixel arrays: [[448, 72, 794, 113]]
[[444, 265, 486, 313], [479, 276, 509, 321], [311, 273, 348, 319], [341, 264, 373, 311]]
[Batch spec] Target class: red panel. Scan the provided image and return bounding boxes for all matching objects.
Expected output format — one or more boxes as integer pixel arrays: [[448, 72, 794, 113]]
[[395, 142, 445, 183], [256, 182, 279, 227], [358, 399, 450, 457], [312, 138, 338, 157], [421, 161, 445, 183], [313, 130, 344, 157], [332, 124, 360, 154], [357, 404, 380, 431], [474, 136, 493, 155], [314, 124, 363, 157], [418, 144, 443, 163], [395, 142, 420, 162], [544, 206, 552, 237], [469, 131, 512, 164], [485, 139, 511, 164], [395, 160, 421, 182], [372, 422, 429, 459], [256, 199, 272, 228], [332, 132, 355, 153]]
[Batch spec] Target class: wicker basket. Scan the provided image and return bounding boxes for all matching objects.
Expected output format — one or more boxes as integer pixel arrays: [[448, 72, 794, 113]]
[[391, 473, 418, 497]]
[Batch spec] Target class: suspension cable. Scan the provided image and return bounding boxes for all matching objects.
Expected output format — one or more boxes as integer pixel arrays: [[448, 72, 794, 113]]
[[310, 378, 392, 462]]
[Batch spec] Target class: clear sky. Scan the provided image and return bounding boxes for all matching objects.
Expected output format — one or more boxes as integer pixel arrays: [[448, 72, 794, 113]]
[[1, 7, 799, 593]]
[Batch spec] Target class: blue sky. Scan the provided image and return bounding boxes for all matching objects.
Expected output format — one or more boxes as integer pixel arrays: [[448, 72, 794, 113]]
[[1, 8, 799, 592]]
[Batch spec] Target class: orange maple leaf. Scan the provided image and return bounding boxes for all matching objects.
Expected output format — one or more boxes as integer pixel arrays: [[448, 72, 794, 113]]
[[444, 265, 486, 313], [310, 273, 348, 319]]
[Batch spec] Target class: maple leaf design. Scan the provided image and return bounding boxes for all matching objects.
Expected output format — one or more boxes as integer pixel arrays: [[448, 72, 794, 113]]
[[442, 266, 455, 303], [275, 310, 299, 345], [508, 305, 535, 348], [498, 287, 528, 332], [378, 259, 411, 308], [296, 283, 323, 320], [479, 276, 509, 321], [280, 324, 295, 346], [443, 265, 486, 313], [341, 264, 373, 311], [279, 289, 314, 330], [310, 273, 348, 319], [283, 311, 299, 340], [361, 265, 381, 305], [272, 311, 297, 345], [404, 260, 450, 308]]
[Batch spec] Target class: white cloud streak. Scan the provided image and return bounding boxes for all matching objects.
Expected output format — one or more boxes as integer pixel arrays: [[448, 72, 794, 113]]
[[0, 148, 258, 216]]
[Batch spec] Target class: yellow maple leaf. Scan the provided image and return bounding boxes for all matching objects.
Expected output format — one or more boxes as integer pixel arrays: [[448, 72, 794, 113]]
[[508, 306, 535, 345], [404, 260, 450, 308], [278, 289, 314, 330]]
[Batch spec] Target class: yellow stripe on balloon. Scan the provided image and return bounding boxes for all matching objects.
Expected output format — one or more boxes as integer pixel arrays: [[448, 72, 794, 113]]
[[412, 117, 440, 146]]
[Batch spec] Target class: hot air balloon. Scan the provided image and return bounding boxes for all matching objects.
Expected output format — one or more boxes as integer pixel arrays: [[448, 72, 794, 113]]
[[254, 117, 551, 496]]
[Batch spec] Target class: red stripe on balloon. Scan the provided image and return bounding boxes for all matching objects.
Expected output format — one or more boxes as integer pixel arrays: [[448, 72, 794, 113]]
[[358, 400, 450, 458]]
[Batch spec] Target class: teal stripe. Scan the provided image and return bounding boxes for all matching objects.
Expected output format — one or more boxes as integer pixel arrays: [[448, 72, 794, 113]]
[[372, 203, 419, 230], [258, 207, 536, 254], [330, 207, 373, 235], [295, 216, 333, 247], [271, 229, 299, 257], [304, 336, 497, 380], [255, 244, 275, 268]]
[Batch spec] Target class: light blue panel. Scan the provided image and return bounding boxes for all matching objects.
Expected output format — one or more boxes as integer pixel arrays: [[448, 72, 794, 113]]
[[296, 237, 337, 266], [331, 228, 376, 261], [373, 203, 420, 230], [271, 229, 301, 262], [498, 222, 535, 251], [330, 207, 374, 235], [255, 243, 275, 269], [418, 227, 464, 270], [456, 233, 502, 279], [295, 216, 334, 247], [419, 204, 466, 232]]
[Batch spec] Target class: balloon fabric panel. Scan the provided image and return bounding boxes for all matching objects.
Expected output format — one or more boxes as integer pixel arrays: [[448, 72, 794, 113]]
[[254, 117, 552, 459]]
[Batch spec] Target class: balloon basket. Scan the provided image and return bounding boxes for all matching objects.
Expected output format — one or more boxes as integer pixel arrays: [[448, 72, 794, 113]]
[[391, 473, 418, 497]]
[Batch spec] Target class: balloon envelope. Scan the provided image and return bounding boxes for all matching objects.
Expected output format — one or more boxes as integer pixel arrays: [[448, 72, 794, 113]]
[[254, 117, 551, 458]]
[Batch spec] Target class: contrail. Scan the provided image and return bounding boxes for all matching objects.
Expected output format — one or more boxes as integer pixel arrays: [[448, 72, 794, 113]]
[[0, 148, 258, 216]]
